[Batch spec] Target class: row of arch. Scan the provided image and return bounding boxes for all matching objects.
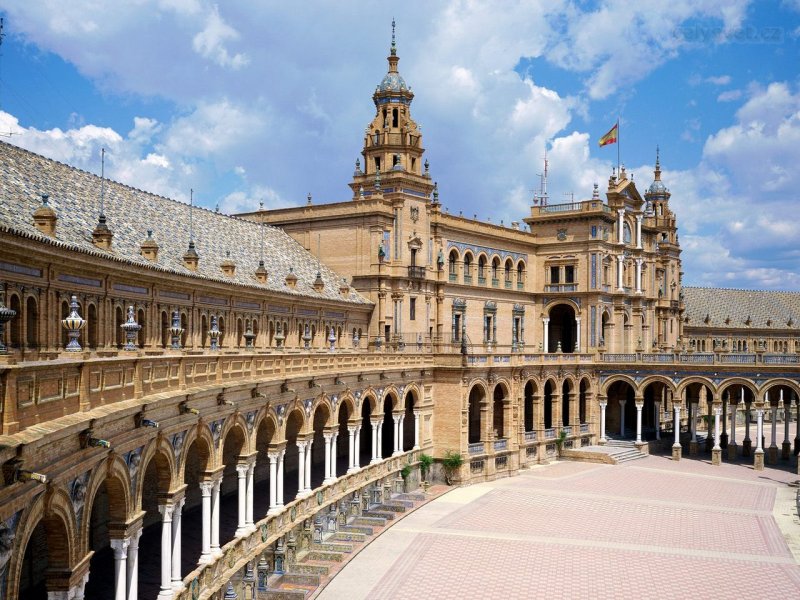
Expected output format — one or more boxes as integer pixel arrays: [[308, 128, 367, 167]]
[[447, 249, 526, 286], [7, 385, 421, 599]]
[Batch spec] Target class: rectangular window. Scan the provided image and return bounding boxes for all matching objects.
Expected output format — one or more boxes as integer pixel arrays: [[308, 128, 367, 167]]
[[375, 156, 381, 171], [410, 298, 416, 321], [564, 265, 575, 283], [550, 266, 560, 284], [382, 231, 391, 260], [591, 225, 597, 238]]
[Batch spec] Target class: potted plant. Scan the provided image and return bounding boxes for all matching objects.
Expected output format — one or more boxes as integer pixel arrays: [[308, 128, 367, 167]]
[[555, 429, 568, 457], [400, 464, 412, 492], [441, 450, 464, 485]]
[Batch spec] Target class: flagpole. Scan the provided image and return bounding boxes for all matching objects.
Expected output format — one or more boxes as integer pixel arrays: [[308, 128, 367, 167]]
[[617, 117, 620, 175]]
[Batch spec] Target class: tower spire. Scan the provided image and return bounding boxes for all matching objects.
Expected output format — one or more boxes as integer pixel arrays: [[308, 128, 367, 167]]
[[390, 18, 396, 56], [654, 145, 661, 180]]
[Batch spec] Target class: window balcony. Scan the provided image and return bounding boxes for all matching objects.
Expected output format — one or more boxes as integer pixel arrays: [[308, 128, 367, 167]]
[[408, 265, 426, 279], [464, 275, 473, 285], [448, 273, 457, 282], [478, 276, 487, 285], [491, 278, 500, 288], [504, 280, 512, 289], [545, 283, 578, 292]]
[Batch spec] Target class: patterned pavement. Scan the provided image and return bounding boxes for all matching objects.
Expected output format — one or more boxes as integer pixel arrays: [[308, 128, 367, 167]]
[[317, 456, 800, 599]]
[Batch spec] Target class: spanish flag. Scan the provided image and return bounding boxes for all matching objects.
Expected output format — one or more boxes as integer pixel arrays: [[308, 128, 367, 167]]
[[598, 122, 618, 147]]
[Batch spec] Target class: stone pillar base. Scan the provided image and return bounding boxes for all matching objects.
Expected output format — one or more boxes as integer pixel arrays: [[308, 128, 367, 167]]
[[671, 443, 682, 461], [689, 441, 699, 455], [711, 448, 722, 466], [727, 443, 737, 461], [720, 433, 728, 449], [781, 441, 791, 460], [742, 439, 751, 456], [599, 437, 607, 446], [754, 450, 765, 471], [634, 441, 649, 455], [767, 446, 778, 465]]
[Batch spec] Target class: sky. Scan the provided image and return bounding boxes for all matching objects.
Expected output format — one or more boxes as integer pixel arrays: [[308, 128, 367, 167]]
[[0, 1, 799, 290]]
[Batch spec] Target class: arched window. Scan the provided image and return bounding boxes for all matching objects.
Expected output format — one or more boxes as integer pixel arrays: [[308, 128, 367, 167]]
[[623, 222, 632, 244], [517, 261, 525, 288], [478, 255, 487, 282], [504, 259, 513, 286], [25, 296, 38, 348], [463, 253, 473, 282], [448, 250, 458, 278]]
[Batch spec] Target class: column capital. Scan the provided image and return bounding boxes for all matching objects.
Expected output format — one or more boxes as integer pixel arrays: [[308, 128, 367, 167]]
[[110, 536, 130, 557], [348, 425, 358, 434], [158, 503, 175, 521], [542, 317, 550, 324], [199, 480, 214, 496], [235, 463, 250, 477]]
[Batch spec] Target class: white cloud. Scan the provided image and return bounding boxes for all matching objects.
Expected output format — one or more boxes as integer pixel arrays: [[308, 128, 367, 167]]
[[706, 75, 732, 85], [717, 89, 742, 102], [191, 4, 249, 69]]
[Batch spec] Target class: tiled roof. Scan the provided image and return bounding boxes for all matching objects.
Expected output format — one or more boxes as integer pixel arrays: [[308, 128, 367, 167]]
[[683, 286, 800, 330], [0, 141, 369, 305]]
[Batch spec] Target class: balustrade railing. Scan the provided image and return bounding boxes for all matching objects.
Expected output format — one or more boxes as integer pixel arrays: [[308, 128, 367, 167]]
[[523, 430, 537, 442], [468, 441, 485, 455], [493, 438, 508, 452], [580, 423, 589, 434], [544, 428, 556, 439]]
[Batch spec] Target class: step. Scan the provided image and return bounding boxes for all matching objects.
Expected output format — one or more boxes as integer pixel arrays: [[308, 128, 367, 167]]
[[394, 492, 426, 502], [330, 531, 367, 543], [276, 572, 321, 586], [304, 550, 344, 562], [362, 510, 395, 521], [352, 516, 387, 527], [339, 524, 374, 536], [313, 541, 354, 553], [286, 563, 330, 576], [260, 589, 307, 600], [382, 499, 414, 510]]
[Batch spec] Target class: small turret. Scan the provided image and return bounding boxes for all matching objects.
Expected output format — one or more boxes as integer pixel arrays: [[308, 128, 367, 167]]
[[33, 194, 57, 236]]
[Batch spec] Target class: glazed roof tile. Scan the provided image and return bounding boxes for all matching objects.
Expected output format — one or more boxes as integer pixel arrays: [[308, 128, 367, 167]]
[[683, 286, 800, 330], [0, 141, 369, 305]]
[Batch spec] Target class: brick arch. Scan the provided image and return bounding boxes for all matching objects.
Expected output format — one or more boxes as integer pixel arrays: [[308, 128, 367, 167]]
[[639, 375, 677, 396], [80, 455, 131, 556], [334, 393, 357, 425], [717, 377, 759, 402], [361, 391, 379, 415], [8, 488, 82, 600], [675, 376, 717, 400], [380, 390, 398, 414], [403, 383, 422, 408], [559, 375, 578, 393], [218, 414, 251, 456], [135, 436, 177, 509], [600, 374, 639, 397], [577, 375, 596, 395], [179, 423, 215, 479], [311, 398, 332, 430], [760, 378, 800, 403], [543, 298, 582, 317], [492, 380, 512, 401], [251, 405, 279, 439]]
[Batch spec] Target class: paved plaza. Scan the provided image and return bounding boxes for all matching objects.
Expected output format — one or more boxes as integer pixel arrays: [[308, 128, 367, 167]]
[[318, 456, 800, 599]]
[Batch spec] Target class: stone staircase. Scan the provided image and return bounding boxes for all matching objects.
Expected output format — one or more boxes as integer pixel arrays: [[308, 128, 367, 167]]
[[578, 438, 648, 464], [259, 492, 428, 599]]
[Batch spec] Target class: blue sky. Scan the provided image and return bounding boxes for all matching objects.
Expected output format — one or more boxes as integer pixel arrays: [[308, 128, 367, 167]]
[[1, 1, 799, 289]]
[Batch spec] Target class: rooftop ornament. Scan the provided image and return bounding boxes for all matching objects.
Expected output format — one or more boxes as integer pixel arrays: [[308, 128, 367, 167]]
[[209, 315, 221, 350], [62, 295, 86, 352], [92, 148, 114, 249], [120, 305, 141, 351], [244, 320, 256, 349], [169, 310, 184, 349], [329, 326, 336, 352], [33, 193, 57, 236], [302, 323, 312, 349]]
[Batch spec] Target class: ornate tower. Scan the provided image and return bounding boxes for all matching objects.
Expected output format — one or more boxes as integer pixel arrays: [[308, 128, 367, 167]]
[[349, 20, 434, 199]]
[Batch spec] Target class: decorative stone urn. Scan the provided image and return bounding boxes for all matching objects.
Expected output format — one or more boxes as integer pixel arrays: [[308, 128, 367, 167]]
[[61, 295, 86, 352], [120, 305, 141, 351], [169, 310, 184, 349]]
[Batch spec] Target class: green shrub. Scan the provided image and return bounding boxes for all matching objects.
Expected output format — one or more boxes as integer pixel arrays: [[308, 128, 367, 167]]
[[441, 450, 464, 485], [419, 453, 434, 481]]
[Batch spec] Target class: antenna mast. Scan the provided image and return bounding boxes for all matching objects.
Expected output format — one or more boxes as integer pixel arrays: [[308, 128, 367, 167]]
[[532, 146, 549, 206], [99, 148, 106, 219], [0, 17, 5, 112], [189, 188, 194, 243]]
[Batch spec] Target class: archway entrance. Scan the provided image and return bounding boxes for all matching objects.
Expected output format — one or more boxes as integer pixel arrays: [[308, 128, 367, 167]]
[[548, 304, 576, 353], [606, 381, 635, 438]]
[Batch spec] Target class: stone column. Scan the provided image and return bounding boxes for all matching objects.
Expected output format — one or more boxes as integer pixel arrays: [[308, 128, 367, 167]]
[[413, 410, 421, 449], [721, 395, 728, 448], [199, 481, 213, 563], [617, 208, 625, 244], [353, 427, 361, 469], [295, 441, 307, 498], [323, 433, 335, 482], [634, 258, 643, 294], [782, 390, 791, 459], [619, 398, 626, 437], [672, 405, 682, 461], [110, 537, 130, 600], [542, 318, 549, 353], [599, 401, 607, 444], [211, 478, 221, 556], [304, 439, 313, 494], [398, 414, 405, 452], [171, 497, 184, 590], [157, 503, 174, 600], [635, 401, 643, 444], [392, 415, 401, 455], [728, 397, 738, 460], [768, 404, 779, 464], [711, 405, 722, 465], [267, 452, 279, 513], [616, 255, 624, 291], [654, 401, 661, 441], [246, 461, 255, 529], [794, 393, 800, 456], [370, 422, 379, 464], [277, 449, 285, 507], [574, 317, 581, 353], [347, 426, 357, 473], [376, 420, 383, 459], [235, 463, 249, 535], [635, 214, 643, 249], [754, 406, 765, 471], [743, 401, 752, 456], [126, 528, 141, 600]]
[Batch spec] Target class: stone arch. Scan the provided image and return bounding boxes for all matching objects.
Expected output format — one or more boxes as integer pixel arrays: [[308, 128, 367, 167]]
[[219, 414, 251, 457], [546, 302, 578, 353], [136, 436, 177, 508], [381, 390, 398, 414], [361, 391, 379, 415], [10, 488, 80, 600], [463, 250, 474, 279], [522, 378, 539, 433], [600, 374, 640, 397], [760, 378, 800, 401], [675, 376, 717, 400], [638, 375, 677, 396], [403, 383, 422, 407], [179, 423, 216, 480], [81, 456, 132, 555], [252, 406, 280, 440], [467, 383, 487, 444], [447, 248, 459, 278], [717, 378, 759, 403], [335, 393, 357, 425], [492, 381, 510, 439], [542, 377, 558, 430]]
